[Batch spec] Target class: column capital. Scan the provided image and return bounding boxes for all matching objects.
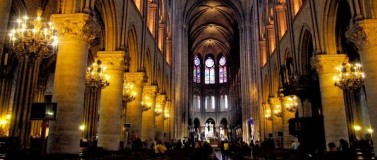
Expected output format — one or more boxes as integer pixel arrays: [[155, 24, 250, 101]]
[[97, 51, 126, 71], [312, 54, 348, 75], [51, 13, 100, 45], [275, 4, 286, 11], [143, 85, 158, 98], [268, 97, 281, 106], [346, 19, 377, 49], [267, 24, 274, 29], [124, 72, 147, 87], [156, 94, 167, 106]]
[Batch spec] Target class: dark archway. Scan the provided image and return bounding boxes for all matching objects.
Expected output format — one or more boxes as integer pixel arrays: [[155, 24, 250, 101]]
[[220, 118, 228, 140]]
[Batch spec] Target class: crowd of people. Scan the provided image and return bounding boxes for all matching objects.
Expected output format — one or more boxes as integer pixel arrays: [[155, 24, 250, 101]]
[[129, 135, 375, 160]]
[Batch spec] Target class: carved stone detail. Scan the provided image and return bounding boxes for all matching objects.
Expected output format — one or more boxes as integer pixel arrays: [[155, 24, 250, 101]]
[[156, 94, 167, 106], [311, 54, 348, 75], [97, 51, 126, 71], [346, 19, 377, 49], [51, 13, 100, 45], [275, 4, 286, 11], [124, 72, 147, 87], [143, 85, 158, 98], [268, 97, 281, 106]]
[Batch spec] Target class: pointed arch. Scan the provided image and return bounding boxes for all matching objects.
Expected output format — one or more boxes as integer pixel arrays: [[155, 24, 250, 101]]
[[298, 28, 314, 75], [321, 0, 355, 55], [101, 0, 119, 50], [127, 25, 139, 72], [144, 48, 152, 84]]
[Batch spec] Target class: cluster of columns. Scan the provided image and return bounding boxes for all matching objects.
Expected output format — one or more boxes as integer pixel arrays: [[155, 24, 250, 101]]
[[124, 72, 171, 146], [263, 96, 296, 148], [346, 19, 377, 154], [45, 12, 172, 153]]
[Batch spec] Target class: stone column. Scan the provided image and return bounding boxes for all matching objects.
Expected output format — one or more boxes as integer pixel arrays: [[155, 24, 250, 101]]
[[155, 94, 166, 141], [346, 19, 377, 154], [281, 96, 297, 149], [166, 37, 172, 64], [141, 85, 157, 144], [48, 13, 99, 154], [125, 72, 146, 140], [262, 103, 273, 139], [97, 51, 125, 151], [0, 0, 11, 59], [312, 54, 349, 149], [158, 23, 165, 51], [147, 2, 157, 37], [164, 100, 171, 140], [275, 4, 287, 38], [270, 97, 283, 148]]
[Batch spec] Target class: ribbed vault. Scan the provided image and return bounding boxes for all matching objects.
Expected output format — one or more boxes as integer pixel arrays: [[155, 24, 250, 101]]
[[188, 0, 238, 58]]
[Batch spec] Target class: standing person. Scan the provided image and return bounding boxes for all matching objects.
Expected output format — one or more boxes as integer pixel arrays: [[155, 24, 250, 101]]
[[132, 135, 143, 155], [203, 141, 214, 159], [154, 141, 167, 158], [223, 140, 230, 160], [176, 139, 182, 150], [250, 140, 254, 159], [220, 140, 225, 159], [326, 142, 341, 160], [190, 141, 203, 160]]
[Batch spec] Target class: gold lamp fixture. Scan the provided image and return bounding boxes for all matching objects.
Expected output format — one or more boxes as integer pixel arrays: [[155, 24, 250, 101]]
[[264, 103, 272, 121], [141, 99, 152, 112], [7, 9, 58, 144], [273, 104, 283, 118], [85, 60, 110, 88], [8, 9, 58, 58], [123, 82, 137, 103], [334, 62, 365, 90], [155, 108, 162, 117], [269, 98, 282, 118], [164, 114, 169, 120], [285, 95, 298, 113]]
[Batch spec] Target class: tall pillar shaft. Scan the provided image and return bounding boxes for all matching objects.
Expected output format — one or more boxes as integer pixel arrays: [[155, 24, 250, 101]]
[[147, 3, 157, 37], [10, 55, 43, 147], [0, 0, 12, 119], [346, 19, 377, 154], [125, 72, 146, 139], [270, 97, 283, 148], [158, 23, 165, 51], [97, 51, 125, 151], [141, 85, 157, 143], [312, 54, 349, 149], [0, 0, 11, 59], [276, 4, 287, 38], [48, 13, 99, 154], [281, 96, 296, 149], [155, 94, 166, 141], [164, 100, 171, 140]]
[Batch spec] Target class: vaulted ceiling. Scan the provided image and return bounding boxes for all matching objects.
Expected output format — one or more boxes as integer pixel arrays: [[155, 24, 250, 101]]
[[188, 0, 238, 59]]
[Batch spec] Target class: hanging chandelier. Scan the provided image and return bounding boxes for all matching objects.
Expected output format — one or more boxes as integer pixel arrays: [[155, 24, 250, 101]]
[[85, 60, 110, 88], [8, 9, 58, 58], [269, 97, 282, 118], [263, 103, 272, 121], [334, 62, 365, 90], [273, 104, 283, 118], [123, 82, 137, 103], [285, 95, 298, 113], [155, 108, 162, 117], [141, 100, 152, 111]]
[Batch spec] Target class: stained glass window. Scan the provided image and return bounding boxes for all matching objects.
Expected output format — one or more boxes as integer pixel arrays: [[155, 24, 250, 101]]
[[219, 56, 227, 83], [205, 57, 215, 84], [193, 56, 201, 83]]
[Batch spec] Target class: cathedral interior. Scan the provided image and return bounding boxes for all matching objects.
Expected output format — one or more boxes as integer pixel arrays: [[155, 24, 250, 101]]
[[0, 0, 377, 159]]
